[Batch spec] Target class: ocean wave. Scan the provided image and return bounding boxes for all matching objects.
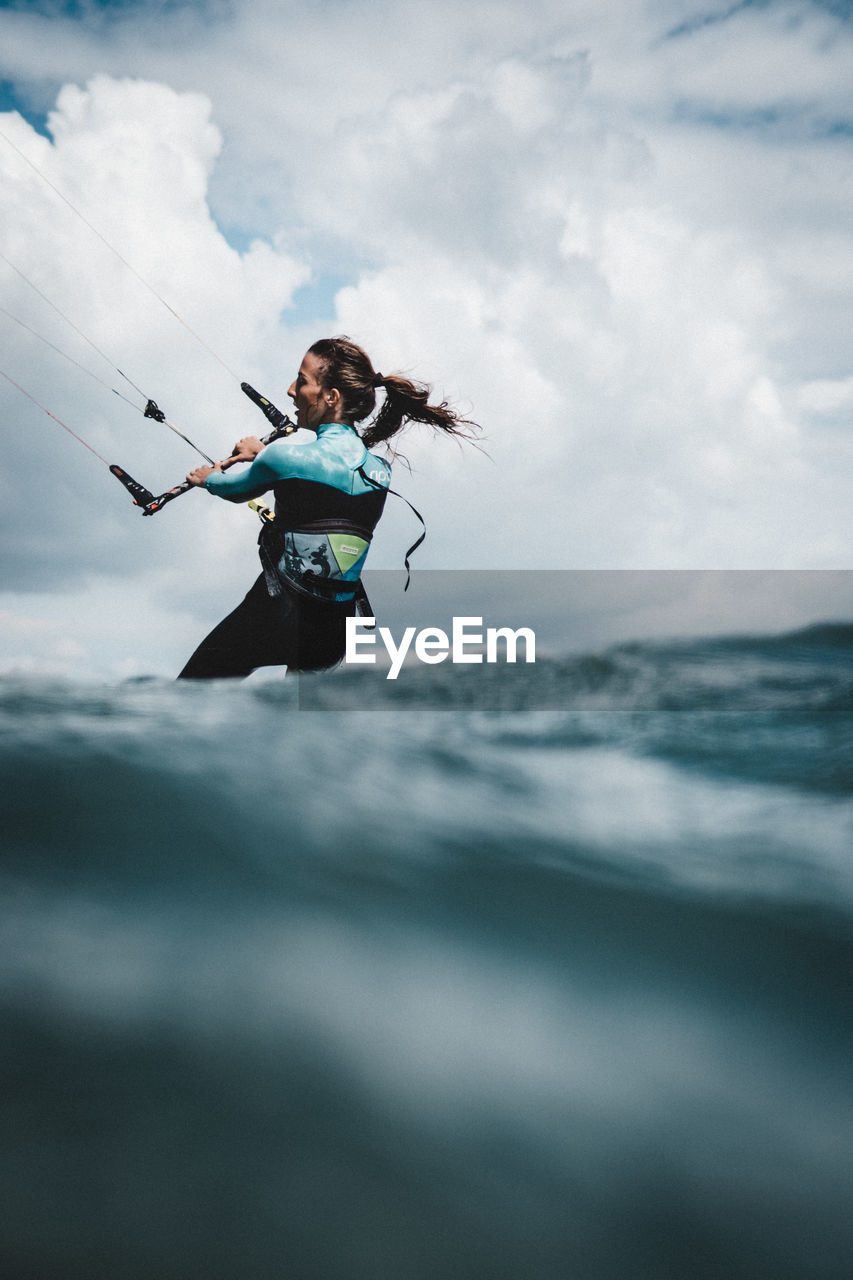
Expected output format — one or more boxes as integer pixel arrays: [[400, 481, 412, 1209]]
[[2, 637, 852, 1279]]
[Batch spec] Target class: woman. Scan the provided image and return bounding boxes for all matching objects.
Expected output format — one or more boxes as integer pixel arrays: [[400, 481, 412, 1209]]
[[178, 336, 478, 679]]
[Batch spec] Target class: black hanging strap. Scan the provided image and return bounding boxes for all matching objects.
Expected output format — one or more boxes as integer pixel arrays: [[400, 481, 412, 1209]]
[[357, 465, 425, 591]]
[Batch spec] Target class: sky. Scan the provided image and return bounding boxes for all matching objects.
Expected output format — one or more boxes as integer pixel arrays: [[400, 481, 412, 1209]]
[[0, 0, 851, 677]]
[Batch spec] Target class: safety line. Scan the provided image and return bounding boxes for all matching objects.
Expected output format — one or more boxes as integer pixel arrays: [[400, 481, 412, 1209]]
[[0, 367, 110, 465]]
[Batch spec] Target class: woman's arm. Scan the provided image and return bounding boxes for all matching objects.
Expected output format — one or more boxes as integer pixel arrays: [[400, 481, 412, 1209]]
[[186, 435, 274, 502]]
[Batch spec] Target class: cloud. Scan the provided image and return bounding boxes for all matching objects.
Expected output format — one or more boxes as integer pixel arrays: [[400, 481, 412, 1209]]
[[0, 1, 851, 674], [658, 3, 853, 120]]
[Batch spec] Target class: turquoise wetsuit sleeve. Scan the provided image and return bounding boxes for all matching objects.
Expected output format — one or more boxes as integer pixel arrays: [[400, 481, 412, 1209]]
[[204, 432, 384, 500], [204, 451, 283, 502]]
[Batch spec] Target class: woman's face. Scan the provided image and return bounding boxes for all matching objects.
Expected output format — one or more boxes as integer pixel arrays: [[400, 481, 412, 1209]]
[[287, 351, 338, 431]]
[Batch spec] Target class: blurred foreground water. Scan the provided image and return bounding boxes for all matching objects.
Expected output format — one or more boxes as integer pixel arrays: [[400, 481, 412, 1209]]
[[1, 625, 852, 1279]]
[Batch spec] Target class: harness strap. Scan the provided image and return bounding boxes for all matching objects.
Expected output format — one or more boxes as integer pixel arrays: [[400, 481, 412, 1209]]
[[356, 465, 426, 591], [286, 517, 374, 538]]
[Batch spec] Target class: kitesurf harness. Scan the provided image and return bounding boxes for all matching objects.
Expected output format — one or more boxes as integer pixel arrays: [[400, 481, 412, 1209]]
[[258, 518, 374, 604]]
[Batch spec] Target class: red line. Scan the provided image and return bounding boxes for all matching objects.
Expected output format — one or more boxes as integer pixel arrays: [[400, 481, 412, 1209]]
[[0, 368, 110, 465]]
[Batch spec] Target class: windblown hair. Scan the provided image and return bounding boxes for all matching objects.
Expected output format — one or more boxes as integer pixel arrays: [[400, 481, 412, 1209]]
[[308, 336, 480, 451]]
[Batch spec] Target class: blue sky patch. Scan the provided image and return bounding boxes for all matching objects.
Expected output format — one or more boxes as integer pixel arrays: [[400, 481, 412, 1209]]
[[212, 224, 348, 323], [0, 79, 49, 136], [288, 271, 351, 327]]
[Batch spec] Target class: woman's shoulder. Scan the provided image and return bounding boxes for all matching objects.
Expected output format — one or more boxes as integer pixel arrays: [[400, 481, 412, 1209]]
[[263, 429, 391, 488], [361, 447, 391, 485], [321, 427, 390, 474]]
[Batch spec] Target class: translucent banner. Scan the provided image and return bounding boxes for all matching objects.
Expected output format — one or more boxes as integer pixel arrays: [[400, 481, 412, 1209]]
[[295, 570, 853, 711]]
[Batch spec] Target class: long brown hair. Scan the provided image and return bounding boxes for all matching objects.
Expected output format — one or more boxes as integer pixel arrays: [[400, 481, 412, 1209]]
[[307, 336, 480, 451]]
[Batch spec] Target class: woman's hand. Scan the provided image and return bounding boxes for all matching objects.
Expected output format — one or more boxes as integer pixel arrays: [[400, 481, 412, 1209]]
[[187, 436, 263, 485], [226, 436, 265, 465], [186, 463, 220, 486]]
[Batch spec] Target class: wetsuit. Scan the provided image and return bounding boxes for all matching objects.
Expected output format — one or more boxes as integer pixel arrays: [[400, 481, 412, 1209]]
[[178, 422, 390, 679]]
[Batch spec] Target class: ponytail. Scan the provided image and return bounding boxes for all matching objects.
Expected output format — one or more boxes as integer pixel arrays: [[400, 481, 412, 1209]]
[[307, 336, 480, 452]]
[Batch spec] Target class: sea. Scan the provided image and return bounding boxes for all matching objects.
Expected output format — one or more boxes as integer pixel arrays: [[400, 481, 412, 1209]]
[[2, 621, 852, 1279]]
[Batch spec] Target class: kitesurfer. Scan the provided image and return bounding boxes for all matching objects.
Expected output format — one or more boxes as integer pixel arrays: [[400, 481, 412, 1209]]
[[177, 336, 478, 679]]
